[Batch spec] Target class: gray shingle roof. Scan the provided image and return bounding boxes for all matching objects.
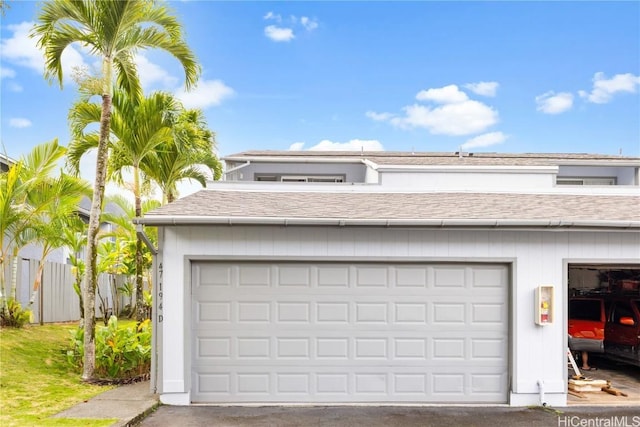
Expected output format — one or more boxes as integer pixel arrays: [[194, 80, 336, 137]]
[[141, 190, 640, 228], [223, 151, 640, 167]]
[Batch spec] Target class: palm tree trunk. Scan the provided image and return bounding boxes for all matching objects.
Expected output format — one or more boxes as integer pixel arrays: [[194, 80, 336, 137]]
[[135, 238, 145, 321], [133, 166, 146, 322], [10, 252, 18, 300], [29, 259, 46, 306], [0, 252, 12, 311], [82, 89, 112, 381], [76, 277, 84, 323]]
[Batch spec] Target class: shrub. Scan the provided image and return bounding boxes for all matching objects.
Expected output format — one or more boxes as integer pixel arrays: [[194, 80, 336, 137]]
[[0, 298, 33, 328], [67, 315, 151, 380]]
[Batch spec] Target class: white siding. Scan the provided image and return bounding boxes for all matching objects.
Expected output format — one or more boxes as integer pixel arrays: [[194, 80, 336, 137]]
[[379, 171, 556, 190], [157, 226, 640, 406], [232, 162, 367, 183], [558, 166, 638, 185]]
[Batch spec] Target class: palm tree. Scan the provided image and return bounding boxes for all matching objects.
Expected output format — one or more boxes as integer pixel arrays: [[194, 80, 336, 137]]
[[32, 0, 199, 380], [26, 169, 91, 316], [0, 140, 69, 311], [142, 108, 223, 204], [101, 195, 160, 317], [61, 217, 88, 321], [0, 1, 10, 16], [68, 90, 178, 321]]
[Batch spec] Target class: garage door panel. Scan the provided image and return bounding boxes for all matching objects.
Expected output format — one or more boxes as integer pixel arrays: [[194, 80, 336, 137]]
[[192, 262, 508, 403], [276, 265, 311, 287], [195, 300, 505, 325], [238, 265, 271, 287], [195, 335, 505, 366], [193, 369, 508, 403]]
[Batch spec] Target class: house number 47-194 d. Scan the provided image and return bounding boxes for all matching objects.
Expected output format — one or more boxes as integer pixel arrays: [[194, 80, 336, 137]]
[[157, 262, 163, 323]]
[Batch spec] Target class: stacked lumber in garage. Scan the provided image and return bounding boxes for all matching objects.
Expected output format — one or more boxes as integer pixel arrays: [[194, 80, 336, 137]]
[[568, 378, 608, 392], [568, 378, 628, 398]]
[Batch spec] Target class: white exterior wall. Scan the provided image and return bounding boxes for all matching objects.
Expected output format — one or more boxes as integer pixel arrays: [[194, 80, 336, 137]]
[[558, 166, 638, 185], [228, 162, 367, 182], [156, 225, 640, 406], [379, 171, 556, 190], [364, 164, 379, 184]]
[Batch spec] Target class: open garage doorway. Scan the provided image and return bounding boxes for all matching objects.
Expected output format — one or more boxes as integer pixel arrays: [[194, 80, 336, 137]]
[[567, 263, 640, 406]]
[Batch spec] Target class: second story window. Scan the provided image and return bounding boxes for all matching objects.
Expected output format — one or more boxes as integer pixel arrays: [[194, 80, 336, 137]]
[[557, 177, 616, 186], [255, 174, 345, 183]]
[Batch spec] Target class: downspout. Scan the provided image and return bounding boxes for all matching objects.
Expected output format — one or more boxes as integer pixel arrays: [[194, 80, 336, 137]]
[[137, 225, 159, 393], [537, 379, 546, 407]]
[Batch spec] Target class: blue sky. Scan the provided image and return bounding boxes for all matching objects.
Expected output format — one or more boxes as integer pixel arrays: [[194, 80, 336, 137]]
[[2, 1, 639, 177]]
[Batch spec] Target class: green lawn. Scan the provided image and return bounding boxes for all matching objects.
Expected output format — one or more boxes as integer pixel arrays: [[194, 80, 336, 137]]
[[0, 322, 118, 427]]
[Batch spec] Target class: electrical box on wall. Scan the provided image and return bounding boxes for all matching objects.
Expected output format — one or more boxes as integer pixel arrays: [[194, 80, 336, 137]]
[[535, 285, 554, 325]]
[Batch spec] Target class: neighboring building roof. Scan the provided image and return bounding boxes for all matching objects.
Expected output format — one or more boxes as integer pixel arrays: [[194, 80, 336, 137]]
[[223, 151, 640, 167], [139, 189, 640, 230], [0, 153, 17, 172], [78, 196, 127, 217]]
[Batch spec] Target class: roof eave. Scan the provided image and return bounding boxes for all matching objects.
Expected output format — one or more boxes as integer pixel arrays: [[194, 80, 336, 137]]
[[223, 156, 370, 165], [135, 216, 640, 231]]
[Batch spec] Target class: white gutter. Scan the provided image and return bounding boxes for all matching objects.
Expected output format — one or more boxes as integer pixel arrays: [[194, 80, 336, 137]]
[[136, 224, 157, 255], [556, 159, 640, 167], [135, 216, 640, 230], [224, 160, 251, 175], [375, 165, 559, 174], [222, 156, 369, 164], [362, 159, 380, 170], [0, 153, 17, 165]]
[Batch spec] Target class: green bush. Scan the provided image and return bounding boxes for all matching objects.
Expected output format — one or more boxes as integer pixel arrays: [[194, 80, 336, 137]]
[[67, 315, 151, 380], [0, 298, 33, 328]]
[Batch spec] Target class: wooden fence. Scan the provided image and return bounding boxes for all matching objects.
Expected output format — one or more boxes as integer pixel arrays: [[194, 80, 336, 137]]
[[2, 258, 130, 324]]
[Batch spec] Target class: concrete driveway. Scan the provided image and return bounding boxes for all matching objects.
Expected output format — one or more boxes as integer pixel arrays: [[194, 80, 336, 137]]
[[138, 405, 640, 427]]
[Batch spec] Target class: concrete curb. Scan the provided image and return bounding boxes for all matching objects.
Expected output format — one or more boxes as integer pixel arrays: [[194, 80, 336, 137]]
[[52, 381, 159, 426], [118, 401, 160, 427]]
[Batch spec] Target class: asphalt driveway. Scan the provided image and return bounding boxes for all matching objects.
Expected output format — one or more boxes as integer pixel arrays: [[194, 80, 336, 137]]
[[138, 405, 640, 427]]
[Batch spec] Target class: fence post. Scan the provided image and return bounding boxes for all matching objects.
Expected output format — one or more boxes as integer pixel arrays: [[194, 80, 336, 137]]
[[39, 268, 44, 325]]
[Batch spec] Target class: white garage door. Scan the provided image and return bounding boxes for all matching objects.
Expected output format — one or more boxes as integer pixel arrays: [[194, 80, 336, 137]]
[[191, 262, 509, 403]]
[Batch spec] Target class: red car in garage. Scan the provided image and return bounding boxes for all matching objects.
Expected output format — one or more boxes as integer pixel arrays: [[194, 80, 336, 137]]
[[568, 296, 606, 354], [569, 293, 640, 367]]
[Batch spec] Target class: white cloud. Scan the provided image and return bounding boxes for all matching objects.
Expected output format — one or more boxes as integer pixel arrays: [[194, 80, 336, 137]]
[[0, 21, 88, 85], [578, 72, 640, 104], [300, 16, 319, 31], [535, 91, 574, 114], [536, 90, 573, 114], [390, 101, 498, 136], [175, 79, 235, 109], [461, 131, 508, 150], [0, 66, 16, 79], [464, 81, 499, 97], [263, 11, 282, 22], [368, 84, 499, 136], [9, 118, 32, 128], [265, 25, 295, 42], [365, 111, 395, 121], [263, 13, 318, 42], [0, 22, 45, 71], [135, 54, 178, 90], [291, 139, 385, 151], [416, 85, 468, 104]]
